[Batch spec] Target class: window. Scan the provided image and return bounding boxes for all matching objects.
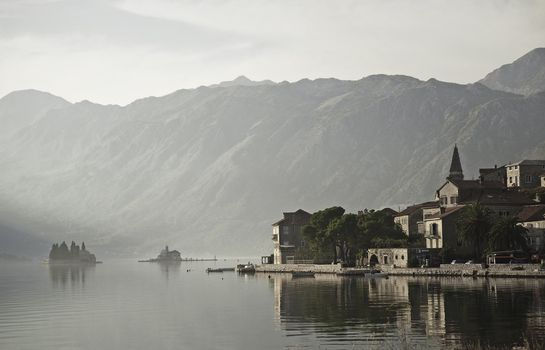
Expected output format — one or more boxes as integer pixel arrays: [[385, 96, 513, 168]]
[[395, 255, 398, 260], [401, 255, 405, 260], [430, 223, 439, 236], [300, 240, 306, 247], [509, 176, 512, 183], [450, 196, 457, 204], [515, 166, 518, 170], [440, 196, 447, 205], [525, 175, 532, 183]]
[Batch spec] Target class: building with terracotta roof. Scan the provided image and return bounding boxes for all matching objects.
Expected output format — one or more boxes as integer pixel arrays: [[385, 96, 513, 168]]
[[272, 209, 311, 264]]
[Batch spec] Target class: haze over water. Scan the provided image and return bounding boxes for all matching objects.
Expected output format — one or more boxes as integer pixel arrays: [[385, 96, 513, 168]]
[[1, 260, 544, 349]]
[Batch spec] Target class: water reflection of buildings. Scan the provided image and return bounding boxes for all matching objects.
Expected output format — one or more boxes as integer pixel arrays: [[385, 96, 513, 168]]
[[49, 264, 95, 288], [269, 275, 545, 347], [271, 275, 446, 336]]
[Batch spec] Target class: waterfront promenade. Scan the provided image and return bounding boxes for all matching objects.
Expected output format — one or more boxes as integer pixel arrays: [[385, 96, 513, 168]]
[[256, 263, 545, 278]]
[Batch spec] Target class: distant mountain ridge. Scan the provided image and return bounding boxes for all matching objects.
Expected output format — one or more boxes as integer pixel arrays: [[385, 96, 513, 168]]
[[209, 75, 277, 88], [479, 47, 545, 95], [1, 49, 545, 258]]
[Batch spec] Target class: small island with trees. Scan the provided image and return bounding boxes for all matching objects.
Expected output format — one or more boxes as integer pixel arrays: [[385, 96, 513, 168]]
[[48, 241, 98, 264]]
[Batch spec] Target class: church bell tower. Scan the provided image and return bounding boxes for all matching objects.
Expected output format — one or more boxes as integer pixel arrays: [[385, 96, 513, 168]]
[[447, 144, 464, 181]]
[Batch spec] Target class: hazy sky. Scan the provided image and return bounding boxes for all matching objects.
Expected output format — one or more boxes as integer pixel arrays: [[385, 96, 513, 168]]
[[0, 0, 544, 105]]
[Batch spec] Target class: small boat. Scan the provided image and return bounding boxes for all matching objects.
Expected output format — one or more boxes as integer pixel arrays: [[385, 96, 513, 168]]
[[292, 271, 315, 278], [236, 263, 256, 273], [206, 267, 235, 273]]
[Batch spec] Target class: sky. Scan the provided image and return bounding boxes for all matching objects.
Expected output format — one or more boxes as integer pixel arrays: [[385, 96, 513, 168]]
[[0, 0, 544, 105]]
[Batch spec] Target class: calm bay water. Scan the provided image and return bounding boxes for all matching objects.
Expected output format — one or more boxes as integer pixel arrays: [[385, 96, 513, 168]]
[[1, 260, 544, 350]]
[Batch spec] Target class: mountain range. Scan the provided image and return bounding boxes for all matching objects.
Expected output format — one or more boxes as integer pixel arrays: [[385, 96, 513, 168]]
[[1, 48, 545, 258]]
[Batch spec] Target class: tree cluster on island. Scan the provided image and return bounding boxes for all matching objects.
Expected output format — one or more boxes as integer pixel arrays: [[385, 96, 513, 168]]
[[301, 206, 413, 266], [49, 241, 96, 263]]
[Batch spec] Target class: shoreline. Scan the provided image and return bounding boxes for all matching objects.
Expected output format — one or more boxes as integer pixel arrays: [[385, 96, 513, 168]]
[[256, 263, 545, 278]]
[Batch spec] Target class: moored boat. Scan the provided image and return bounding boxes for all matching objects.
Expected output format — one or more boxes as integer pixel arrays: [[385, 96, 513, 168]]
[[236, 263, 256, 273], [206, 267, 235, 273]]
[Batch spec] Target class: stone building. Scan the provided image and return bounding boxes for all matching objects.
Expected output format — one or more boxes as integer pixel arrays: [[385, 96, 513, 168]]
[[506, 160, 545, 188], [272, 209, 312, 264], [479, 165, 507, 185], [367, 248, 412, 267], [394, 201, 438, 237], [516, 204, 545, 253], [423, 206, 466, 250], [367, 248, 437, 267]]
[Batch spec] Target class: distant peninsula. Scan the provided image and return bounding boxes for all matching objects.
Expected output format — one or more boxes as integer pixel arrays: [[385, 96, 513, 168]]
[[48, 241, 97, 264]]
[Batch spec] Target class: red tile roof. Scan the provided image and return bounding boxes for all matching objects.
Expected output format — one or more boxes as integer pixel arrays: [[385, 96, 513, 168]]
[[396, 201, 439, 216], [516, 205, 545, 222], [425, 206, 465, 220]]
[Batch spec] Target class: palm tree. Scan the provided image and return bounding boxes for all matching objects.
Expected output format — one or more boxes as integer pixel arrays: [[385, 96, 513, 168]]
[[488, 216, 529, 253], [457, 204, 493, 261]]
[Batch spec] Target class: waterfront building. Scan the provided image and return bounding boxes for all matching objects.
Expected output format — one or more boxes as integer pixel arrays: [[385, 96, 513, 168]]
[[272, 209, 311, 264], [506, 160, 545, 188], [367, 248, 437, 267], [426, 145, 534, 256], [516, 204, 545, 252], [423, 205, 465, 250]]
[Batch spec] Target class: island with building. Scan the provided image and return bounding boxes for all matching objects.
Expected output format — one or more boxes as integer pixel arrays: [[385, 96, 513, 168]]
[[138, 246, 218, 263], [259, 145, 545, 277], [139, 246, 182, 262], [48, 241, 97, 264]]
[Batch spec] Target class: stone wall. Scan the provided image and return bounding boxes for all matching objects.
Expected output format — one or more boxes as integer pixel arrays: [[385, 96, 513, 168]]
[[256, 263, 342, 274], [384, 263, 545, 278], [439, 264, 484, 271]]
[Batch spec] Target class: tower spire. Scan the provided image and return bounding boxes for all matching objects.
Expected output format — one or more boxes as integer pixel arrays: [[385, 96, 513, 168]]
[[448, 144, 464, 180]]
